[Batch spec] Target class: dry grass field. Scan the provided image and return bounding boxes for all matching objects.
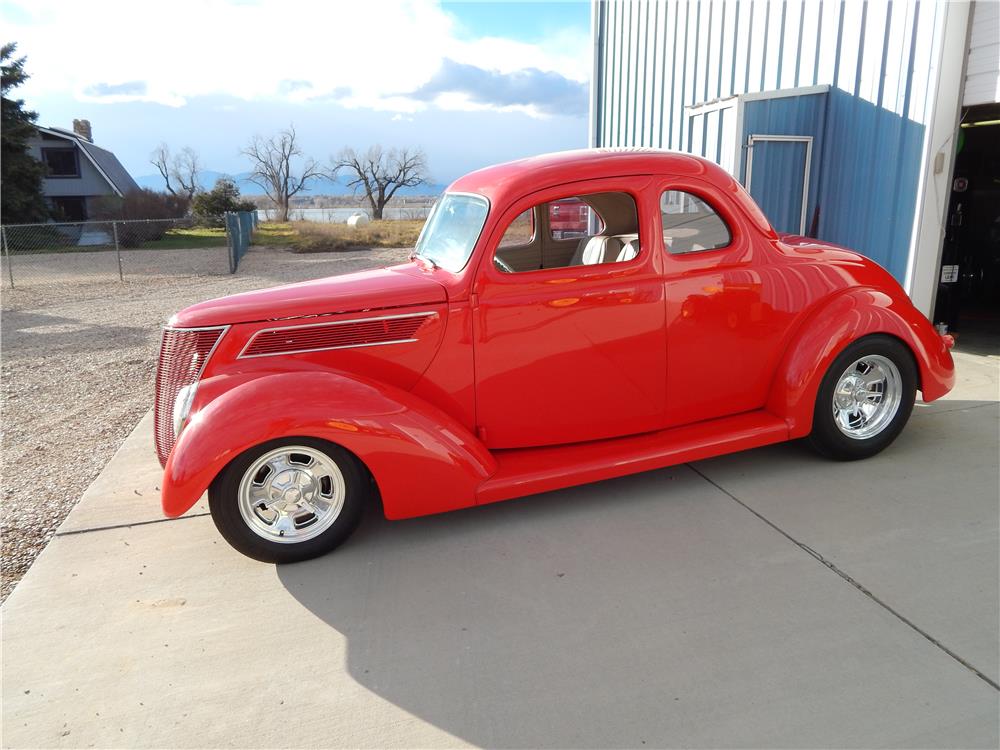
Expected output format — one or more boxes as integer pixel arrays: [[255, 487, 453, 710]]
[[255, 220, 424, 253]]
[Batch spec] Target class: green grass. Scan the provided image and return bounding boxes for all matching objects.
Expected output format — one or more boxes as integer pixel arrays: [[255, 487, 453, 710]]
[[137, 226, 227, 250], [253, 220, 424, 253], [252, 222, 298, 246]]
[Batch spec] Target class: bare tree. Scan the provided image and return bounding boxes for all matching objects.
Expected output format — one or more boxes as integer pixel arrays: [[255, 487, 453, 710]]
[[151, 143, 176, 195], [172, 147, 201, 199], [241, 125, 322, 222], [150, 143, 202, 199], [331, 146, 428, 220]]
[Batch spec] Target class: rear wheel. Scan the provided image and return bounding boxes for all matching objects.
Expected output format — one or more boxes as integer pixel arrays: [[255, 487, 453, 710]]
[[209, 437, 367, 563], [808, 335, 917, 461]]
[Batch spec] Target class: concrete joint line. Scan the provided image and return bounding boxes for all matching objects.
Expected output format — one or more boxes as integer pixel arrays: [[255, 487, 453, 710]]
[[686, 463, 1000, 692], [54, 512, 211, 538], [912, 402, 997, 417]]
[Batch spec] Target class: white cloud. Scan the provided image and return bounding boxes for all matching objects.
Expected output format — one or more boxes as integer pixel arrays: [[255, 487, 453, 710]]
[[2, 0, 591, 117]]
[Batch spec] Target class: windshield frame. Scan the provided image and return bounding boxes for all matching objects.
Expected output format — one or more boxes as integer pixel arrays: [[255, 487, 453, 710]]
[[413, 191, 491, 273]]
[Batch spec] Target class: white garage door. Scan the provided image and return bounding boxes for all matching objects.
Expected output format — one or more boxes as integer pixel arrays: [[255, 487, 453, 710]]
[[964, 0, 1000, 106]]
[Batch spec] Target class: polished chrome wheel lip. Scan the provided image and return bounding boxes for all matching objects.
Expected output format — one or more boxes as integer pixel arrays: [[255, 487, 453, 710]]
[[237, 445, 345, 544], [832, 354, 902, 440]]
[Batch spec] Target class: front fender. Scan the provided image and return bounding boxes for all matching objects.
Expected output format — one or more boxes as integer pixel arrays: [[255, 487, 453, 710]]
[[162, 371, 497, 520], [767, 287, 955, 438]]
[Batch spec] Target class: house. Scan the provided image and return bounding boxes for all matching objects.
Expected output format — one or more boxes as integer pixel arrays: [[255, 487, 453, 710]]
[[26, 119, 139, 222]]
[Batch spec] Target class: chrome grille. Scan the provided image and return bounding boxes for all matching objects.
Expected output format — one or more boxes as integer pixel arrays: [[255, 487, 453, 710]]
[[153, 326, 226, 467]]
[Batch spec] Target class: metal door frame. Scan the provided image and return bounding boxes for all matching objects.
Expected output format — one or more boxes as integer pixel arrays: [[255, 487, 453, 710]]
[[744, 134, 814, 235]]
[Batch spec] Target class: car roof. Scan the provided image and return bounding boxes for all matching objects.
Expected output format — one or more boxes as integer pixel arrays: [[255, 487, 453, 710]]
[[448, 148, 774, 236]]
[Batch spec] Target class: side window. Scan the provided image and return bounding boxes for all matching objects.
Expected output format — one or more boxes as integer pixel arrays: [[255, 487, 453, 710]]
[[495, 191, 640, 273], [498, 209, 534, 247], [660, 190, 731, 254]]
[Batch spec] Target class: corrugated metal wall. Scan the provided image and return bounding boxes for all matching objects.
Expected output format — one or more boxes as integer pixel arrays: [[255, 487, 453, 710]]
[[593, 0, 946, 282], [740, 90, 827, 233]]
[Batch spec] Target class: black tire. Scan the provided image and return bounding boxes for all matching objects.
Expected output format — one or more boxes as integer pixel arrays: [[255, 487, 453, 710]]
[[808, 335, 917, 461], [208, 437, 368, 563]]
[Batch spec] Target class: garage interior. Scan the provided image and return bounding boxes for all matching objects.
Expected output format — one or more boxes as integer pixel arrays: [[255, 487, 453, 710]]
[[933, 101, 1000, 350]]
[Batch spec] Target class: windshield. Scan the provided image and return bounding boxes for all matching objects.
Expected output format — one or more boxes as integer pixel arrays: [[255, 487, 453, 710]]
[[414, 193, 489, 272]]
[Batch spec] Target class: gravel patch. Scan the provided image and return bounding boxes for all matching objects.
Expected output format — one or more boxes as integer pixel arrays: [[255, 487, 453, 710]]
[[1, 245, 410, 601]]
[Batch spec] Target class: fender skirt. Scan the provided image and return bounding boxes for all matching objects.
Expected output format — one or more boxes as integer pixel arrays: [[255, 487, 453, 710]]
[[767, 287, 955, 438], [162, 371, 497, 520]]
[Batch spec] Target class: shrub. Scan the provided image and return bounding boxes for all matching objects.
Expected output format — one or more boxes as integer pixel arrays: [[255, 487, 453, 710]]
[[192, 178, 256, 225], [91, 189, 191, 246], [92, 189, 189, 221]]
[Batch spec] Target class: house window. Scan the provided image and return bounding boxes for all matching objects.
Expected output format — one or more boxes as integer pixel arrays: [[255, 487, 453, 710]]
[[50, 197, 87, 221], [42, 147, 80, 178]]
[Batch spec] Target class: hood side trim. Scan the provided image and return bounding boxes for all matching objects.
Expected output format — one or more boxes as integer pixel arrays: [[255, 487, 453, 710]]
[[237, 311, 438, 359]]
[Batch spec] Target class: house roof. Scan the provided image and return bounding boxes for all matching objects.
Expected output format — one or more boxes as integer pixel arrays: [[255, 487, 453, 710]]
[[35, 126, 139, 197], [77, 140, 140, 195]]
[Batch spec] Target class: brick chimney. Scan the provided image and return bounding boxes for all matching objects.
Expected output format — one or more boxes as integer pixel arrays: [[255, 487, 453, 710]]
[[72, 118, 93, 142]]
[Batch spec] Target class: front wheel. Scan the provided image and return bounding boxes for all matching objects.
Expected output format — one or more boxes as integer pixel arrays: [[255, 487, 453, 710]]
[[808, 335, 917, 461], [209, 437, 368, 563]]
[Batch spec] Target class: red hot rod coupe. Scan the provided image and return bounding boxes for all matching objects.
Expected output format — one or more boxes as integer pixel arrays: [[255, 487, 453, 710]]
[[154, 149, 955, 562]]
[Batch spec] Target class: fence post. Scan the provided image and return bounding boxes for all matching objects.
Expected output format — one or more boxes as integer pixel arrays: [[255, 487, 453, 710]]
[[112, 221, 123, 281], [224, 213, 235, 274], [2, 226, 13, 289]]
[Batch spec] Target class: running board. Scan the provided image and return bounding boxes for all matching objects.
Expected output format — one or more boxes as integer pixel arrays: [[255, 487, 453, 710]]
[[477, 411, 789, 505]]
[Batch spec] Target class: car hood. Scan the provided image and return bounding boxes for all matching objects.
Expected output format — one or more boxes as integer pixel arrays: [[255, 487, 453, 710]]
[[169, 264, 447, 328]]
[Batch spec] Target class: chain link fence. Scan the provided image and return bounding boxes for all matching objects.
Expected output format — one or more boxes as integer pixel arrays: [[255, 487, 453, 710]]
[[1, 212, 258, 289]]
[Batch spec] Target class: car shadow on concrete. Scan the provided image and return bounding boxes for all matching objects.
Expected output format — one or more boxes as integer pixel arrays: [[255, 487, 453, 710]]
[[275, 407, 998, 748], [275, 460, 795, 748]]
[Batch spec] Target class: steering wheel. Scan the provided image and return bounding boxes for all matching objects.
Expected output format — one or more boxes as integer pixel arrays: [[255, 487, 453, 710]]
[[494, 256, 514, 274]]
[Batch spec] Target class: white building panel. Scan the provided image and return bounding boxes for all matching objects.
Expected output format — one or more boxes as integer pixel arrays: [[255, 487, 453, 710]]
[[964, 0, 1000, 105]]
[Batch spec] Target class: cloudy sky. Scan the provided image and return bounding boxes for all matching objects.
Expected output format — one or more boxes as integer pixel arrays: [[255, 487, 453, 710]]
[[2, 0, 592, 188]]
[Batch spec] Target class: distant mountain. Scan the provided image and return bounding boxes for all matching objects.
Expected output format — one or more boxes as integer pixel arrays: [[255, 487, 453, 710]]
[[134, 171, 447, 197]]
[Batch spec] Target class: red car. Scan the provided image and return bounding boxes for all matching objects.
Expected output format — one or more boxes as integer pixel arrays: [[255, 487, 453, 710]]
[[154, 150, 955, 563]]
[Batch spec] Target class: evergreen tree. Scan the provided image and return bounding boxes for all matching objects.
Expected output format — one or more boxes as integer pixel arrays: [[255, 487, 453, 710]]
[[2, 43, 49, 224], [192, 178, 256, 219]]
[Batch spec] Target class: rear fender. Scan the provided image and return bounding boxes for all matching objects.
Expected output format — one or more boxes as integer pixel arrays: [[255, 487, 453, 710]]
[[767, 288, 955, 437], [162, 371, 496, 520]]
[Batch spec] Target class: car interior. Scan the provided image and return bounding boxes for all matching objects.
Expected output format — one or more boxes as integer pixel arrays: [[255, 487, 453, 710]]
[[492, 190, 732, 273], [494, 191, 640, 273]]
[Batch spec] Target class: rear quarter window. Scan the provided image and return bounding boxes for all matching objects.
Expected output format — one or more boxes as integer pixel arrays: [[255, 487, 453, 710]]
[[660, 190, 731, 254]]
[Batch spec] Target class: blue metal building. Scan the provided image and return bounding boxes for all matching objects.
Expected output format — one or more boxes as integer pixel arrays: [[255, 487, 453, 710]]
[[589, 0, 999, 320]]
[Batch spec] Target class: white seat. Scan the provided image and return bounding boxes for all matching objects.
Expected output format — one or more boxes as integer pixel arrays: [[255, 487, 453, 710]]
[[615, 234, 639, 262], [570, 234, 638, 265]]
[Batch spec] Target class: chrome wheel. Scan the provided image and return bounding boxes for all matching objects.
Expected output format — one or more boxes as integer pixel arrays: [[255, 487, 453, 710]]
[[237, 445, 346, 544], [831, 355, 902, 440]]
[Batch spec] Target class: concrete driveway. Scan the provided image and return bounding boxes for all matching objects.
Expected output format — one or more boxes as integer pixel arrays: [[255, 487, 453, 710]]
[[2, 350, 998, 749]]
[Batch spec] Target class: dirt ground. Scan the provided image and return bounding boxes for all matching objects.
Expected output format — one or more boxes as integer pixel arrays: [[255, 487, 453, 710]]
[[0, 245, 410, 601]]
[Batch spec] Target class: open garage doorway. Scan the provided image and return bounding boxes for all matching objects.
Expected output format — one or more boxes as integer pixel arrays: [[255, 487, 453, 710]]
[[933, 102, 1000, 351]]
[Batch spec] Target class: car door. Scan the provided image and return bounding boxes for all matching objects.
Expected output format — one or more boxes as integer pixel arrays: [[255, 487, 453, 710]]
[[472, 177, 667, 450], [658, 177, 796, 427]]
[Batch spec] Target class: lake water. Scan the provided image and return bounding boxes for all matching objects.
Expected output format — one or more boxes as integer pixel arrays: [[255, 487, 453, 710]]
[[257, 206, 433, 223]]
